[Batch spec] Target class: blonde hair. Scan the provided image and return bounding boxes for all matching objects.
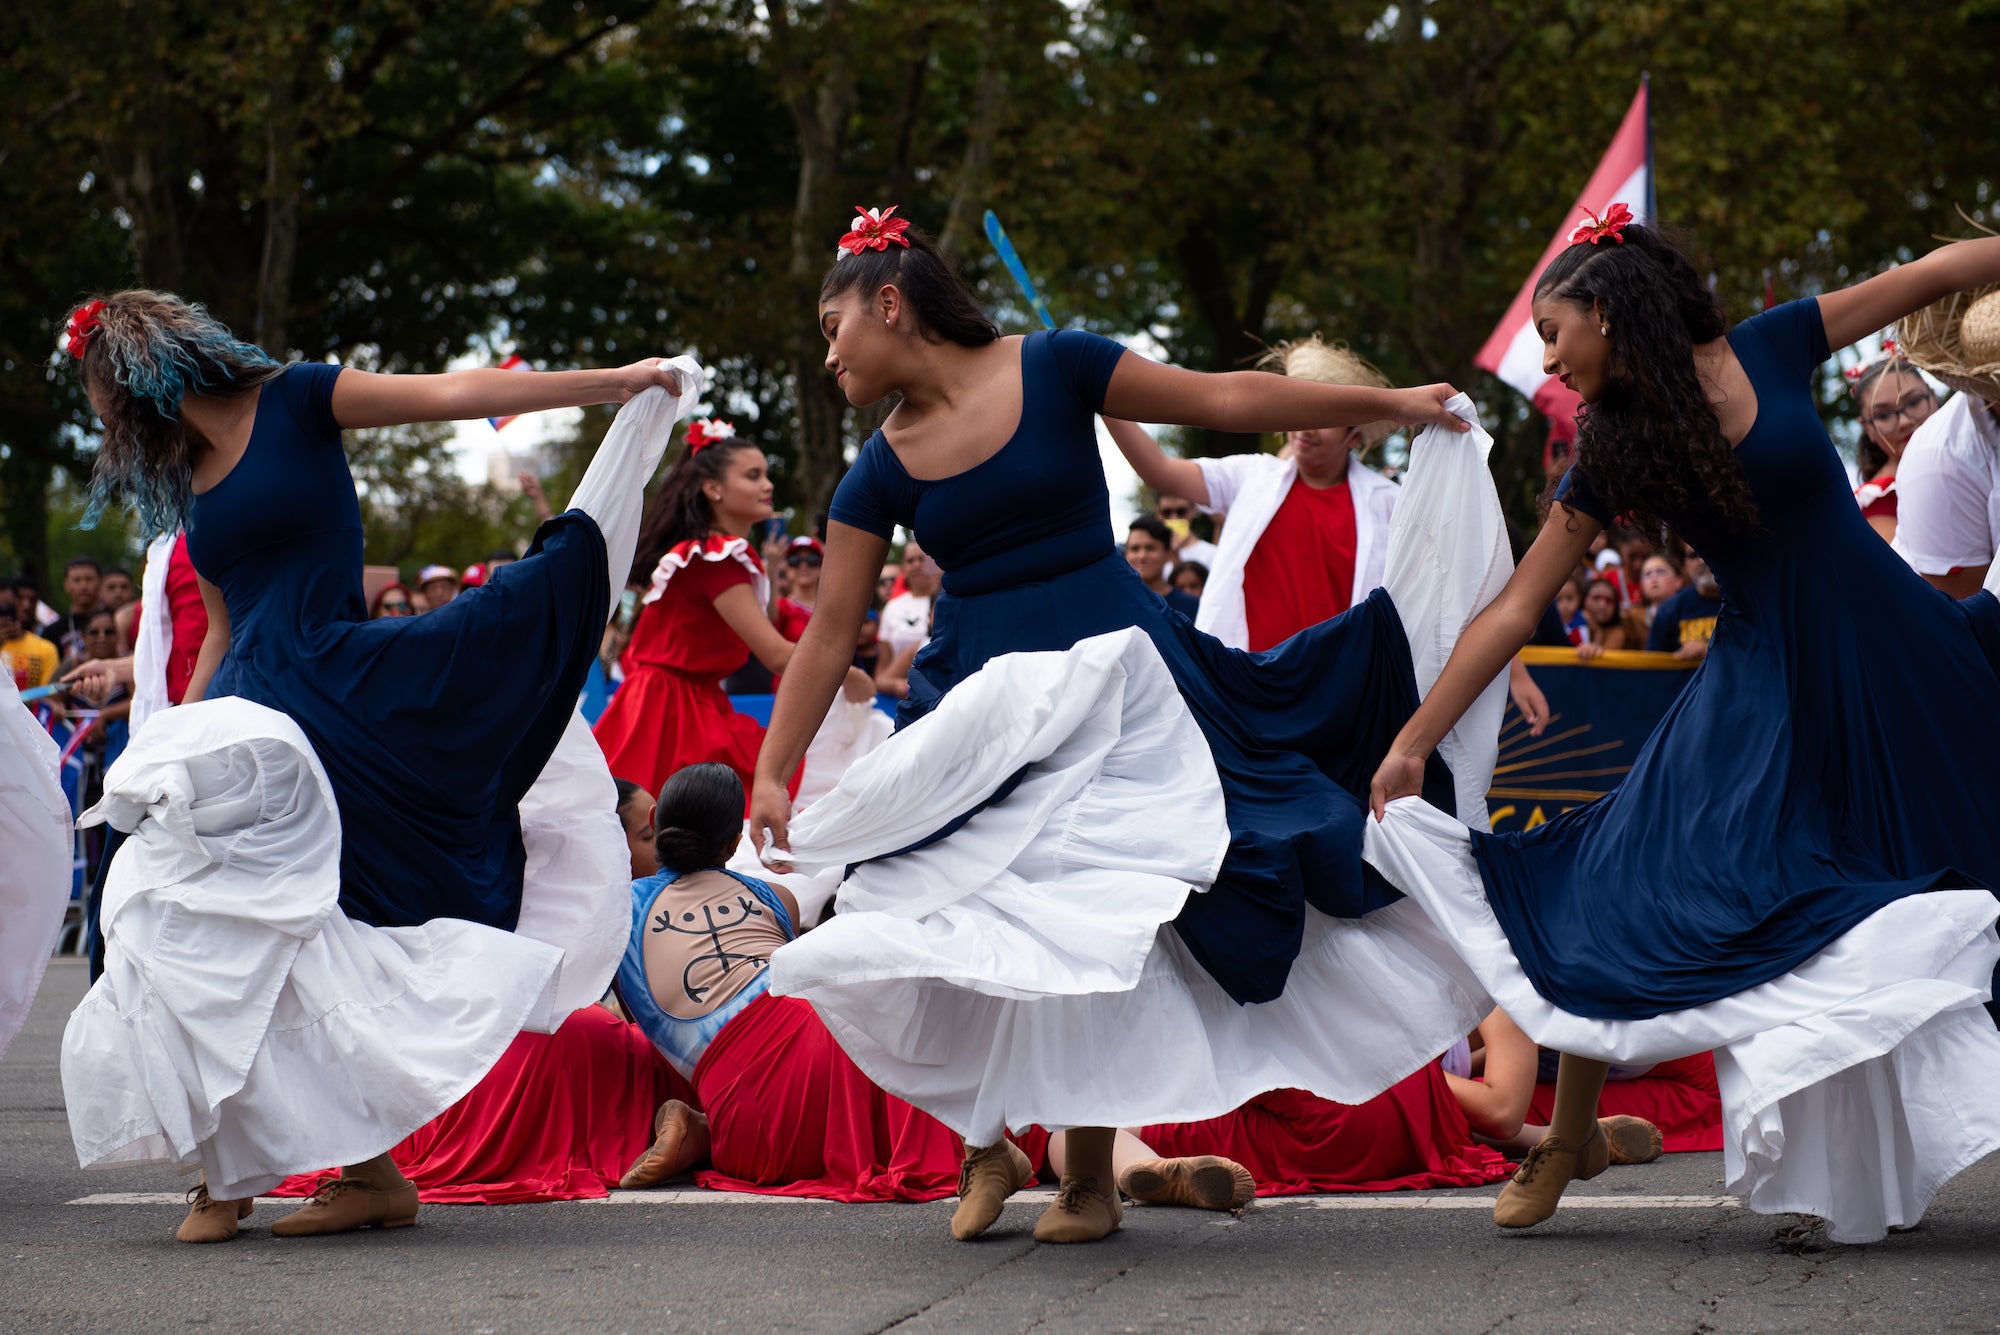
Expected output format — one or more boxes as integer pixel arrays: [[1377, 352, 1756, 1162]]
[[1256, 336, 1397, 450]]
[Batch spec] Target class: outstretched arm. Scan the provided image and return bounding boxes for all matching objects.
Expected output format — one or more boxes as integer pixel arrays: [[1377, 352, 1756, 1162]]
[[329, 359, 685, 430], [1102, 418, 1211, 508], [711, 584, 874, 695], [1370, 505, 1601, 817], [1819, 234, 2000, 351], [750, 520, 892, 856], [1101, 353, 1468, 437]]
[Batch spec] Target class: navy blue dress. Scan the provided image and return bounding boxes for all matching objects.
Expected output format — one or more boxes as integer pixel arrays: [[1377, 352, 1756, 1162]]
[[185, 363, 609, 931], [1476, 300, 2000, 1020], [829, 330, 1456, 1005]]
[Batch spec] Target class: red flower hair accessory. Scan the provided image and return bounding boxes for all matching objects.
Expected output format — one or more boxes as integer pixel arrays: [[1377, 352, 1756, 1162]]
[[685, 418, 736, 453], [836, 205, 912, 260], [61, 300, 108, 360], [1569, 202, 1634, 247]]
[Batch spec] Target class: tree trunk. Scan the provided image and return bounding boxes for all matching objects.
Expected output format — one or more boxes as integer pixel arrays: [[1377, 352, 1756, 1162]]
[[253, 70, 300, 355], [771, 0, 858, 520], [1175, 228, 1287, 458], [936, 0, 1007, 261]]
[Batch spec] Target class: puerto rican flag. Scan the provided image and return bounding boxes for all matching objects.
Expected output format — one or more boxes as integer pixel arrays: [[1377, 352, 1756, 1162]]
[[1476, 80, 1653, 429], [488, 353, 531, 430]]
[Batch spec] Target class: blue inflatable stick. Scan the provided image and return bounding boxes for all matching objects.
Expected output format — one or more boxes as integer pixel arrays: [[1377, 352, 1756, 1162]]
[[983, 210, 1057, 330]]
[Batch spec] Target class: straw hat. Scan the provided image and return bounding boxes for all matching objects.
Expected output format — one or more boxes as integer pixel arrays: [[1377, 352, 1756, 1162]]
[[1897, 213, 2000, 402], [1256, 336, 1399, 451]]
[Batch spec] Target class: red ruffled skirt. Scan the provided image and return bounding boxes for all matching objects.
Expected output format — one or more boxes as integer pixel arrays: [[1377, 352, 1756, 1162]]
[[1136, 1065, 1513, 1195], [692, 993, 1048, 1202], [591, 664, 800, 809], [273, 1006, 691, 1204], [592, 663, 767, 800], [1526, 1052, 1723, 1153]]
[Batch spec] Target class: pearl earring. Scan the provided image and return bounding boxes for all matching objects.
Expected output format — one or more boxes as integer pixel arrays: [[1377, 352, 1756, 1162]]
[[1601, 325, 1609, 336]]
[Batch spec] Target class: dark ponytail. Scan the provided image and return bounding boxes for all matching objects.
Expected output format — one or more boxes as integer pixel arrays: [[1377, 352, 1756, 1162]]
[[819, 223, 1000, 348], [629, 437, 759, 587], [651, 762, 745, 871], [1533, 224, 1760, 547]]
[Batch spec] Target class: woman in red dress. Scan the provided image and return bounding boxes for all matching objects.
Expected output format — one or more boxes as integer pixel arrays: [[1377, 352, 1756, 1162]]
[[592, 419, 873, 801]]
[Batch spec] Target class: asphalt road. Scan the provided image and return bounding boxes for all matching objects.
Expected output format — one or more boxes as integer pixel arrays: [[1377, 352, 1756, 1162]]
[[6, 959, 1999, 1334]]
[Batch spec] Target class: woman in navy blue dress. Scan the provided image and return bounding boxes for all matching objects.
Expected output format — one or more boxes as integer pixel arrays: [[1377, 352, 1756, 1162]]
[[1368, 214, 2000, 1242], [748, 211, 1511, 1244], [58, 290, 695, 1242]]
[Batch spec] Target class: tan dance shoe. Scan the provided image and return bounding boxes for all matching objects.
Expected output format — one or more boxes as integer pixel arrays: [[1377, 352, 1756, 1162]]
[[619, 1099, 712, 1189], [1599, 1115, 1664, 1165], [1033, 1175, 1123, 1244], [1117, 1155, 1256, 1214], [270, 1156, 418, 1237], [176, 1182, 252, 1243], [1493, 1123, 1610, 1229], [949, 1140, 1036, 1240]]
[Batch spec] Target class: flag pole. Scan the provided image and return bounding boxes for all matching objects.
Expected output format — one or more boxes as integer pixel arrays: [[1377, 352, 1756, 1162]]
[[1642, 71, 1657, 225]]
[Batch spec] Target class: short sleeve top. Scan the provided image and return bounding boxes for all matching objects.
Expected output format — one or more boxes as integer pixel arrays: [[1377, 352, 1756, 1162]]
[[1551, 300, 1836, 532], [1892, 393, 2000, 574], [623, 537, 764, 679], [828, 330, 1127, 597]]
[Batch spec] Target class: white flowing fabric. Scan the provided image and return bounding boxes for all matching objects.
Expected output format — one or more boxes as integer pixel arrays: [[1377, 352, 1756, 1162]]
[[60, 376, 702, 1200], [128, 532, 177, 737], [767, 400, 1511, 1145], [1365, 802, 2000, 1243], [0, 676, 74, 1060]]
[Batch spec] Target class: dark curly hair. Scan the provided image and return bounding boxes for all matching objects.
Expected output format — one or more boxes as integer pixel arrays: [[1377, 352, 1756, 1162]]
[[1534, 225, 1760, 546]]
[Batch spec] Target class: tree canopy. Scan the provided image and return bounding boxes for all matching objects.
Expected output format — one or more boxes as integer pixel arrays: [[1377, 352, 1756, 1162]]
[[5, 0, 1994, 583]]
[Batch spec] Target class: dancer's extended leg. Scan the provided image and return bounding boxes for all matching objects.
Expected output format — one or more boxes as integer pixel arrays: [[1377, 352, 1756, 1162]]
[[1494, 1054, 1611, 1228]]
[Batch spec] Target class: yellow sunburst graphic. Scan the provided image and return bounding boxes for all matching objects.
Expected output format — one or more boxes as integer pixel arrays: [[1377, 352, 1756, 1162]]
[[1485, 704, 1632, 833]]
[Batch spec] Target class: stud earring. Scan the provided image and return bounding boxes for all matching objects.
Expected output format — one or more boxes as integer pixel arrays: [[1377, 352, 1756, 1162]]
[[1600, 326, 1609, 336]]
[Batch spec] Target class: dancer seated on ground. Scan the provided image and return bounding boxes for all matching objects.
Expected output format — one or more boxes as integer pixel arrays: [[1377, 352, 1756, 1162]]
[[1440, 1008, 1661, 1163], [615, 778, 660, 879], [617, 762, 1256, 1223]]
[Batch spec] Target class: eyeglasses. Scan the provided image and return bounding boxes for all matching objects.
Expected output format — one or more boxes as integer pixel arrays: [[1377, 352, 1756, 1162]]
[[1158, 505, 1194, 520], [787, 554, 823, 568], [1864, 392, 1937, 431], [380, 601, 414, 615]]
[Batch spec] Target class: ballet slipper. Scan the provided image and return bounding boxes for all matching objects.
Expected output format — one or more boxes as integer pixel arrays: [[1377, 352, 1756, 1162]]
[[1117, 1156, 1256, 1213], [1598, 1115, 1663, 1165], [619, 1100, 711, 1189]]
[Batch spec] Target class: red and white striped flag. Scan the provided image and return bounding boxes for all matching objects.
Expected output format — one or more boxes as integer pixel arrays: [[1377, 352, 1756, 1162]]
[[488, 353, 531, 431], [1476, 81, 1652, 424]]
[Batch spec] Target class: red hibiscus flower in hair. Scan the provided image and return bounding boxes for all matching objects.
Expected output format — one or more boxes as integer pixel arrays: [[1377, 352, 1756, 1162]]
[[685, 418, 736, 452], [1569, 202, 1634, 247], [62, 299, 107, 359], [836, 205, 912, 259]]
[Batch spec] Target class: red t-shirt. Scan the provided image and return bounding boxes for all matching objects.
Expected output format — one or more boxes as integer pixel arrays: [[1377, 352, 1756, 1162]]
[[1241, 478, 1358, 653]]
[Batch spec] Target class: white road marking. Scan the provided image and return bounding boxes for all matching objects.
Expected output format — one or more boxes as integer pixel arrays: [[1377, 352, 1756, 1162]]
[[68, 1190, 1743, 1211]]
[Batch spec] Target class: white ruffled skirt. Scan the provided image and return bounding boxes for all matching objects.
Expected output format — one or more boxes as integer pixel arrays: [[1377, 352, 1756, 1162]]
[[767, 400, 1513, 1148], [59, 372, 704, 1202]]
